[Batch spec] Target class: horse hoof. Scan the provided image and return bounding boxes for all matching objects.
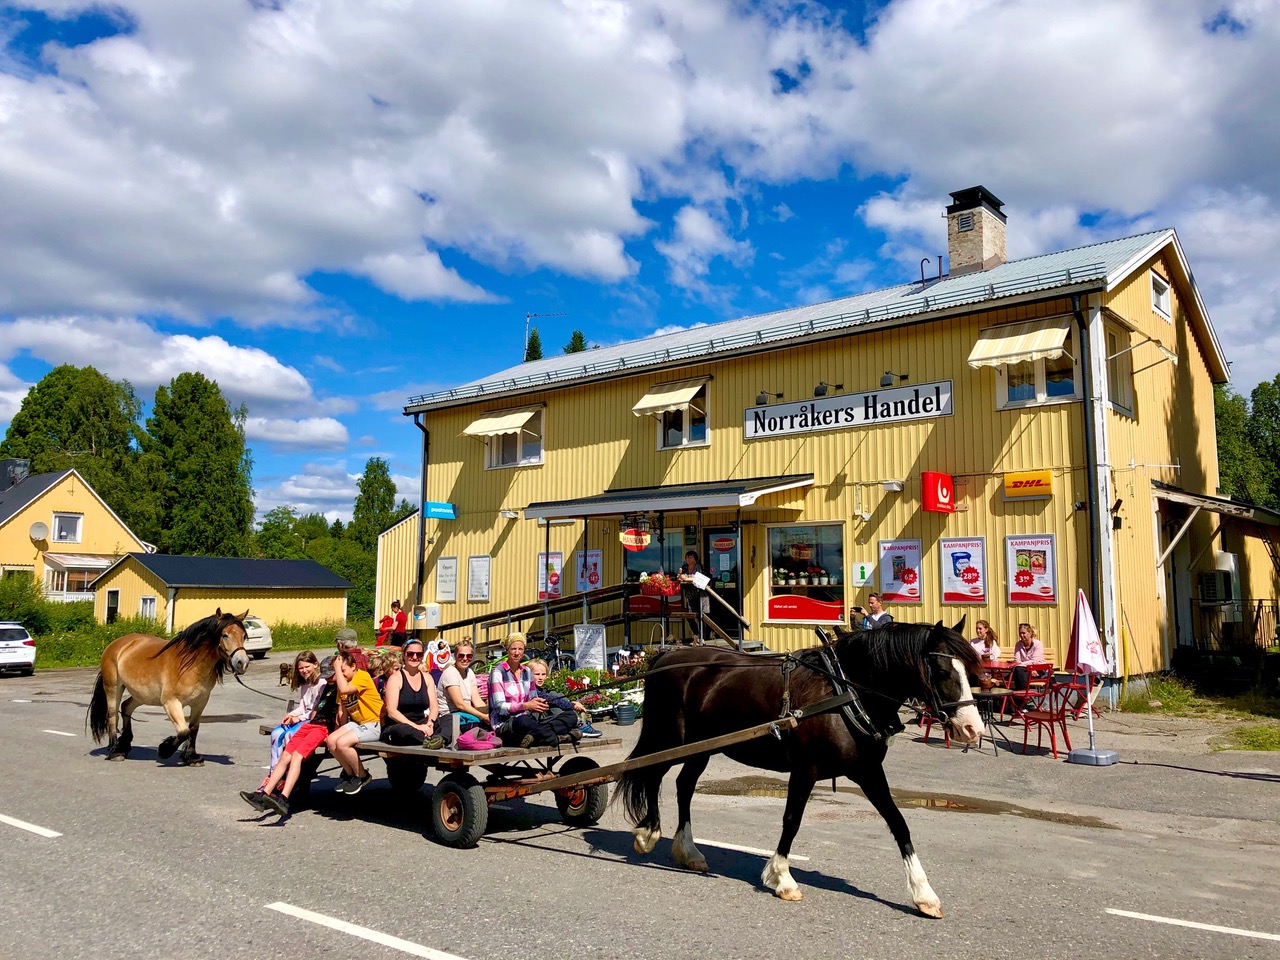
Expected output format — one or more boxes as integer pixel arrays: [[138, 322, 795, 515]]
[[684, 858, 709, 874], [107, 752, 127, 762], [158, 738, 178, 760], [776, 887, 804, 902], [633, 827, 660, 855], [179, 755, 204, 767], [916, 901, 943, 919]]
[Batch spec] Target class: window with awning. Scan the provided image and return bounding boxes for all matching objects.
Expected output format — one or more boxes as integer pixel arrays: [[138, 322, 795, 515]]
[[633, 378, 709, 449], [967, 316, 1074, 369], [968, 317, 1080, 409], [462, 407, 544, 468]]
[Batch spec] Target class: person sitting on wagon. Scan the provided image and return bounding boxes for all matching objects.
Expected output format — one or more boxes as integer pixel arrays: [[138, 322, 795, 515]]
[[381, 639, 443, 748], [335, 628, 370, 672], [262, 651, 324, 778], [527, 658, 595, 742], [488, 633, 546, 748], [324, 649, 383, 795], [436, 638, 490, 745]]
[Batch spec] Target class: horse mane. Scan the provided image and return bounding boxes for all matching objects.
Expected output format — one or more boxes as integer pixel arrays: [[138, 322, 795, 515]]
[[153, 611, 245, 680], [830, 620, 982, 691]]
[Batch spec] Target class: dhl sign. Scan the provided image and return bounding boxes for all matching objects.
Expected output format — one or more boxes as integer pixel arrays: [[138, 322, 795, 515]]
[[1003, 469, 1053, 501]]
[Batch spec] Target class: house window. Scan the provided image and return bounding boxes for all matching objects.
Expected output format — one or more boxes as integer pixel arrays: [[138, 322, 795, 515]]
[[765, 523, 846, 624], [486, 410, 543, 469], [1151, 272, 1171, 320], [1105, 325, 1135, 417], [140, 596, 157, 620], [659, 384, 708, 450], [996, 329, 1081, 409], [52, 513, 82, 543]]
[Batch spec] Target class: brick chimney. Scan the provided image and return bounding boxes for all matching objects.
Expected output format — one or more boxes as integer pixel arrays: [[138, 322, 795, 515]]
[[946, 186, 1006, 276]]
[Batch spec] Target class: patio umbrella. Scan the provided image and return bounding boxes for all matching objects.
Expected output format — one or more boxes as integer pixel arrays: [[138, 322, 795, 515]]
[[1065, 588, 1119, 766]]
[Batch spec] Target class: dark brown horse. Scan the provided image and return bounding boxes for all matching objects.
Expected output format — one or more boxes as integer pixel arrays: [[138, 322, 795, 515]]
[[616, 619, 983, 917], [88, 609, 250, 764]]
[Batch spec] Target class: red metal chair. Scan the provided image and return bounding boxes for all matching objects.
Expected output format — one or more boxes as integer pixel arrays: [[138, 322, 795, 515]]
[[999, 662, 1052, 719], [1057, 670, 1102, 720], [1021, 681, 1074, 759], [920, 707, 950, 748]]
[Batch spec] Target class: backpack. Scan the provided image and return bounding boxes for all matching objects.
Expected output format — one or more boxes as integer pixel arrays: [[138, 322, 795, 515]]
[[455, 728, 498, 751]]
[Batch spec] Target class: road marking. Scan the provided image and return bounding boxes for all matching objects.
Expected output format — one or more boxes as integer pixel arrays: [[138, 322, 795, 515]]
[[265, 903, 472, 959], [694, 838, 809, 862], [1107, 908, 1280, 942], [0, 813, 61, 839], [42, 729, 76, 737], [11, 699, 31, 703]]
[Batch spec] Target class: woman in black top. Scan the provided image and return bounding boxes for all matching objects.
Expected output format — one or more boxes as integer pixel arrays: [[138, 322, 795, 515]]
[[381, 639, 441, 746], [679, 550, 711, 644]]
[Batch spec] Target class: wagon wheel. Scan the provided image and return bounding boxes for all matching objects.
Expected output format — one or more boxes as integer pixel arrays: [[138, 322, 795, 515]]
[[553, 756, 608, 826], [387, 757, 429, 796], [430, 772, 488, 848]]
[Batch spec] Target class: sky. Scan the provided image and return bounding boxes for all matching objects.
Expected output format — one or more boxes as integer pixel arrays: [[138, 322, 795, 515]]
[[2, 0, 1278, 523]]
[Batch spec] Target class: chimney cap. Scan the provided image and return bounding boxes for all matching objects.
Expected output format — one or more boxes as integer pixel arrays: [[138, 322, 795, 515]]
[[946, 185, 1006, 222]]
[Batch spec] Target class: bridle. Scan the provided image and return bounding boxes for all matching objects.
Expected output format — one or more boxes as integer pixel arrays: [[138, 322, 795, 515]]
[[920, 651, 977, 723]]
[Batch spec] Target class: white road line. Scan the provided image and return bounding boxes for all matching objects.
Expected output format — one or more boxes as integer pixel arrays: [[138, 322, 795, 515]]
[[1107, 908, 1280, 943], [265, 903, 473, 959], [42, 729, 76, 737], [694, 838, 810, 862], [11, 699, 31, 703], [0, 814, 61, 839]]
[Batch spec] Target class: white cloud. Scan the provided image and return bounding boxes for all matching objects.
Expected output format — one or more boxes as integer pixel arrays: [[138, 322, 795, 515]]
[[358, 251, 501, 303], [254, 461, 418, 521], [244, 416, 349, 450], [655, 205, 753, 292]]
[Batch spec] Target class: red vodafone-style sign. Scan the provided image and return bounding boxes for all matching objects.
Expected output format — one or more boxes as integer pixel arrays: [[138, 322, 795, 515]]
[[620, 529, 651, 552], [711, 537, 735, 552], [922, 471, 955, 514]]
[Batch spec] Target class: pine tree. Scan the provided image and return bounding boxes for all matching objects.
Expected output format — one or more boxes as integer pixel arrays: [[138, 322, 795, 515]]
[[524, 327, 544, 362], [563, 330, 588, 353]]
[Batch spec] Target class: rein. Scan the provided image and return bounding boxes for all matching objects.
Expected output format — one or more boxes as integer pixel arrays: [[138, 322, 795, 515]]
[[234, 675, 295, 703]]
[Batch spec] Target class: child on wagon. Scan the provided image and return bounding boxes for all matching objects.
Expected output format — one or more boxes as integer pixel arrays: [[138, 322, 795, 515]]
[[528, 659, 602, 740], [325, 649, 384, 795]]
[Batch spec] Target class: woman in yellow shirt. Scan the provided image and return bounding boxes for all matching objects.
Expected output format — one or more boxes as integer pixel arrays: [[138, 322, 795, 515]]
[[325, 649, 384, 795]]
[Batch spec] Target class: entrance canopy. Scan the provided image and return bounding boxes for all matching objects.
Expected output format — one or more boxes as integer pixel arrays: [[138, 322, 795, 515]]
[[967, 315, 1073, 368], [631, 378, 708, 418], [42, 553, 113, 570], [523, 474, 813, 521]]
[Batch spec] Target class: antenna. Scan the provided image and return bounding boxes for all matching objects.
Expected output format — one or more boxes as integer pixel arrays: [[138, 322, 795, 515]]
[[523, 311, 567, 358]]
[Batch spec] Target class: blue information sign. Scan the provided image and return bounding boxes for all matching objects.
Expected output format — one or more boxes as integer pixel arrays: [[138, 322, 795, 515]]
[[424, 501, 457, 520]]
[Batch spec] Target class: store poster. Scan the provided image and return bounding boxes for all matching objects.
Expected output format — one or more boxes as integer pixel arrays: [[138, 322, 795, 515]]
[[575, 550, 602, 593], [939, 538, 986, 604], [878, 539, 923, 603], [573, 624, 606, 671], [1006, 534, 1057, 604], [538, 551, 564, 601], [467, 555, 491, 602], [436, 557, 458, 603]]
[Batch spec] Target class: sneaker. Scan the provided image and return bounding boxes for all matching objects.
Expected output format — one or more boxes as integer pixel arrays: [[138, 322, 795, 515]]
[[240, 789, 268, 812], [579, 723, 603, 739], [346, 770, 372, 795], [519, 733, 537, 749], [333, 775, 353, 795], [564, 728, 583, 744], [262, 792, 290, 817]]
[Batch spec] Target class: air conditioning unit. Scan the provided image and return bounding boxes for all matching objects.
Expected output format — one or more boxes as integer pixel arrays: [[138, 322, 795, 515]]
[[1198, 570, 1232, 604]]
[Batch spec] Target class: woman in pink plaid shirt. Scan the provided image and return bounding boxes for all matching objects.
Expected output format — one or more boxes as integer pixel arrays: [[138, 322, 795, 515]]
[[488, 634, 549, 747]]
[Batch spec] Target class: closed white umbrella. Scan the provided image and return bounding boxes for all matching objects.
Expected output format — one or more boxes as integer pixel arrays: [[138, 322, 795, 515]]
[[1065, 588, 1118, 766]]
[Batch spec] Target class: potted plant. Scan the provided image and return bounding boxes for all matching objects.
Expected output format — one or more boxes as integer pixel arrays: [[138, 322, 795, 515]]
[[817, 567, 828, 585]]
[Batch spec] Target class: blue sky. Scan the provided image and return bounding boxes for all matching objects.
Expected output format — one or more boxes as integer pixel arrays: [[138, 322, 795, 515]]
[[3, 1, 1278, 521]]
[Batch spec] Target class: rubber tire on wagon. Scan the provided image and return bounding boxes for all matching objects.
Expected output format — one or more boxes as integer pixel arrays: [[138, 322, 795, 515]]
[[553, 756, 608, 826], [430, 772, 488, 848], [387, 756, 429, 796]]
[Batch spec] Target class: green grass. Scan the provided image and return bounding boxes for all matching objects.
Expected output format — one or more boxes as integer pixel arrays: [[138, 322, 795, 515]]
[[1120, 673, 1280, 750], [1219, 723, 1280, 751], [268, 620, 375, 652]]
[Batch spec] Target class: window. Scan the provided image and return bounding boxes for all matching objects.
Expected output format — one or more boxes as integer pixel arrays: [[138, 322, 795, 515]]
[[44, 567, 96, 594], [52, 513, 82, 543], [1151, 272, 1171, 320], [486, 409, 543, 469], [1105, 325, 1135, 417], [659, 384, 708, 450], [140, 596, 157, 620], [766, 523, 846, 624], [996, 328, 1081, 408]]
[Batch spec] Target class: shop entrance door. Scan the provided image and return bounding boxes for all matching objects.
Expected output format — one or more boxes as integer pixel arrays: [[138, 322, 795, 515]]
[[703, 528, 742, 641]]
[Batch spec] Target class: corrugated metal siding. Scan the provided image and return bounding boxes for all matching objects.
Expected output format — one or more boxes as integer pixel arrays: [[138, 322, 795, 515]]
[[173, 589, 347, 631], [376, 514, 421, 624], [92, 560, 169, 624]]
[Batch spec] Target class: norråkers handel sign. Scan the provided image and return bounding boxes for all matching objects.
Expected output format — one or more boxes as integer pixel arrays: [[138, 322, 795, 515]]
[[743, 381, 953, 440]]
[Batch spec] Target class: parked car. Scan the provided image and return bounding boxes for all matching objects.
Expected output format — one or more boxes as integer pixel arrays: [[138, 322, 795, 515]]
[[0, 622, 36, 676], [243, 616, 273, 659]]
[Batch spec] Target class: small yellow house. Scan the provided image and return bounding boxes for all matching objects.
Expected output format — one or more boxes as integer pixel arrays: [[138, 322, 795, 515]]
[[91, 554, 352, 632], [0, 461, 150, 600]]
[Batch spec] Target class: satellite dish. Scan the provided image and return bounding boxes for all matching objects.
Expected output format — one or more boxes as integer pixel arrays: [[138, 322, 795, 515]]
[[29, 521, 49, 540]]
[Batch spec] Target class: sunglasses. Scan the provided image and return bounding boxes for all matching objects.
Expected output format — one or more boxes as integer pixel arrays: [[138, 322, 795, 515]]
[[404, 652, 424, 660], [455, 653, 474, 661]]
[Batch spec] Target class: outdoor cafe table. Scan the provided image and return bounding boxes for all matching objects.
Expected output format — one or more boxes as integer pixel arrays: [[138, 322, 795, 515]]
[[973, 687, 1018, 756]]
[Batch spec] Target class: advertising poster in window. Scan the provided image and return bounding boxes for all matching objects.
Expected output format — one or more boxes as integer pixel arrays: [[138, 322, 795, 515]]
[[467, 555, 491, 602], [575, 550, 602, 593], [538, 552, 564, 601], [765, 524, 846, 623], [939, 537, 986, 604], [1006, 535, 1057, 604], [878, 539, 923, 603], [436, 557, 458, 603]]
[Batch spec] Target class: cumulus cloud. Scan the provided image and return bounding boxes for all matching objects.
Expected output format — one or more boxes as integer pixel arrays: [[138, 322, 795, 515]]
[[655, 205, 753, 292], [255, 460, 419, 521], [244, 416, 349, 450]]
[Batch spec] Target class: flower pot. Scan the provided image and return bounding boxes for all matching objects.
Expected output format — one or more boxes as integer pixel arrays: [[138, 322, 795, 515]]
[[818, 576, 828, 585], [614, 702, 639, 726]]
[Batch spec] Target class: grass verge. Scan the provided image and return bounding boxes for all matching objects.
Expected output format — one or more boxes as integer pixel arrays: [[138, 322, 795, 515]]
[[1121, 673, 1280, 750]]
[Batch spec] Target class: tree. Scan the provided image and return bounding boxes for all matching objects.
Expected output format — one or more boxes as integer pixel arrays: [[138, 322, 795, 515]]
[[144, 372, 255, 556], [307, 536, 376, 622], [524, 327, 543, 362], [563, 330, 588, 353], [349, 457, 399, 549], [1215, 385, 1274, 505], [329, 518, 346, 539], [255, 506, 306, 559], [294, 513, 332, 547], [1247, 376, 1280, 507]]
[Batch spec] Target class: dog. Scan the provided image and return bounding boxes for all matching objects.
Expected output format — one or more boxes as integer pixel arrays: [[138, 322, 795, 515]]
[[278, 662, 294, 687]]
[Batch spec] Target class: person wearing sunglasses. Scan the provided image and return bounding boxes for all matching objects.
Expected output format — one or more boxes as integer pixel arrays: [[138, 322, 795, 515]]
[[380, 639, 443, 748], [435, 638, 490, 745]]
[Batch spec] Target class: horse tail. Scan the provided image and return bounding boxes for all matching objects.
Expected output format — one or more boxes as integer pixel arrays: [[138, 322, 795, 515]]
[[87, 672, 109, 744], [615, 762, 653, 826]]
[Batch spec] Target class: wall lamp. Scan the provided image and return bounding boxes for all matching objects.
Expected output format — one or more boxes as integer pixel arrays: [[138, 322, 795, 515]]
[[499, 510, 519, 520], [756, 390, 784, 405], [814, 381, 844, 397], [883, 480, 904, 492], [880, 370, 909, 388]]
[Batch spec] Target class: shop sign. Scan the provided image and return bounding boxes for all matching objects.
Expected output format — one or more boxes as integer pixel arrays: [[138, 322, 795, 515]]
[[1006, 534, 1057, 604], [744, 381, 953, 440], [922, 471, 955, 513], [711, 536, 736, 552], [537, 552, 563, 601], [878, 539, 923, 604], [766, 594, 845, 624], [619, 528, 651, 551], [1003, 469, 1053, 501], [939, 537, 986, 604], [424, 500, 456, 520]]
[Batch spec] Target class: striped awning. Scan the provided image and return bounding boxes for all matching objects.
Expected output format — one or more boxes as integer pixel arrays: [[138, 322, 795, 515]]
[[967, 316, 1073, 369], [461, 406, 540, 439], [631, 378, 707, 418]]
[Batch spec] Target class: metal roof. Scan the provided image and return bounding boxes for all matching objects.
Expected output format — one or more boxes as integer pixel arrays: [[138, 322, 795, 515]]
[[91, 554, 353, 590], [407, 229, 1190, 411], [0, 470, 69, 529]]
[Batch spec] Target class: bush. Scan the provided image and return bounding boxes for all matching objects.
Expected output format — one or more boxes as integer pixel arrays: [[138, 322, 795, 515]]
[[34, 616, 173, 670], [266, 620, 375, 652], [0, 572, 49, 633]]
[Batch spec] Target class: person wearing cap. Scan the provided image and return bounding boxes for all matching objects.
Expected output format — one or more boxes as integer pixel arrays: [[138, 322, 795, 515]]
[[325, 649, 384, 795], [489, 634, 544, 748], [390, 600, 409, 647], [335, 628, 370, 672]]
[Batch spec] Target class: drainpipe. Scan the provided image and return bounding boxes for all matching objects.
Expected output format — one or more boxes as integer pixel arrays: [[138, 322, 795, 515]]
[[1072, 294, 1103, 622], [412, 413, 430, 607]]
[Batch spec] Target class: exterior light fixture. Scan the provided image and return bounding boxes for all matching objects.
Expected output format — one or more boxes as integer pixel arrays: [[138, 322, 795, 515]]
[[883, 480, 904, 492], [499, 510, 518, 520], [756, 390, 784, 405], [621, 513, 650, 534], [880, 371, 908, 388], [814, 381, 844, 398]]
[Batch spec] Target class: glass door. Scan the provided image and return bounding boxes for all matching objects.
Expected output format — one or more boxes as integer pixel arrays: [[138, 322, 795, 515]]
[[703, 528, 742, 641]]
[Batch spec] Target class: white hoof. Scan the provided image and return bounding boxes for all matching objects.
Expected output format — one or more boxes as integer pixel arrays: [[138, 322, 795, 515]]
[[904, 853, 942, 918], [916, 898, 943, 919], [672, 824, 708, 872], [633, 825, 660, 855], [762, 853, 802, 901]]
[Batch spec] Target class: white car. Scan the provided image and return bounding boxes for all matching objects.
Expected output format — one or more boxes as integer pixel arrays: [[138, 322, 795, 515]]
[[0, 622, 36, 676], [243, 616, 273, 659]]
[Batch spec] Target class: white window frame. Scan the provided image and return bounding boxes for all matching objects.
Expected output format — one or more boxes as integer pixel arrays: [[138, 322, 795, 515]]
[[1151, 271, 1171, 321], [657, 384, 710, 450], [1104, 323, 1135, 418], [994, 330, 1082, 410], [763, 520, 847, 625], [485, 409, 544, 469], [52, 513, 82, 543], [140, 596, 158, 620]]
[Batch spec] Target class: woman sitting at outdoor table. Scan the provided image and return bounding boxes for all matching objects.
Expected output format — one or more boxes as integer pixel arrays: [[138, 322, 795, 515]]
[[381, 639, 442, 748], [436, 638, 490, 745], [1006, 622, 1046, 711], [970, 620, 1001, 664]]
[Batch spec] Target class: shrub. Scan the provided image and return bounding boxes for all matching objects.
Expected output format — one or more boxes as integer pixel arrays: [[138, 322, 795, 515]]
[[265, 619, 375, 652], [34, 617, 173, 670], [0, 573, 49, 633]]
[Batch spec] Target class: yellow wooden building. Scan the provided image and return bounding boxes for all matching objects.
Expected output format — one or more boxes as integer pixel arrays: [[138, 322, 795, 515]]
[[386, 186, 1278, 675], [375, 510, 421, 625], [90, 554, 351, 632], [0, 462, 150, 601]]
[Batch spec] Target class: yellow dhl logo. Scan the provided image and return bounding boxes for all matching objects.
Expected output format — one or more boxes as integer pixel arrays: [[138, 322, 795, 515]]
[[1004, 471, 1053, 498]]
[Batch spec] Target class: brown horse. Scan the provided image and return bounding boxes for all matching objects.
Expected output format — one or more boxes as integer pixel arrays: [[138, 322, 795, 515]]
[[88, 609, 251, 765]]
